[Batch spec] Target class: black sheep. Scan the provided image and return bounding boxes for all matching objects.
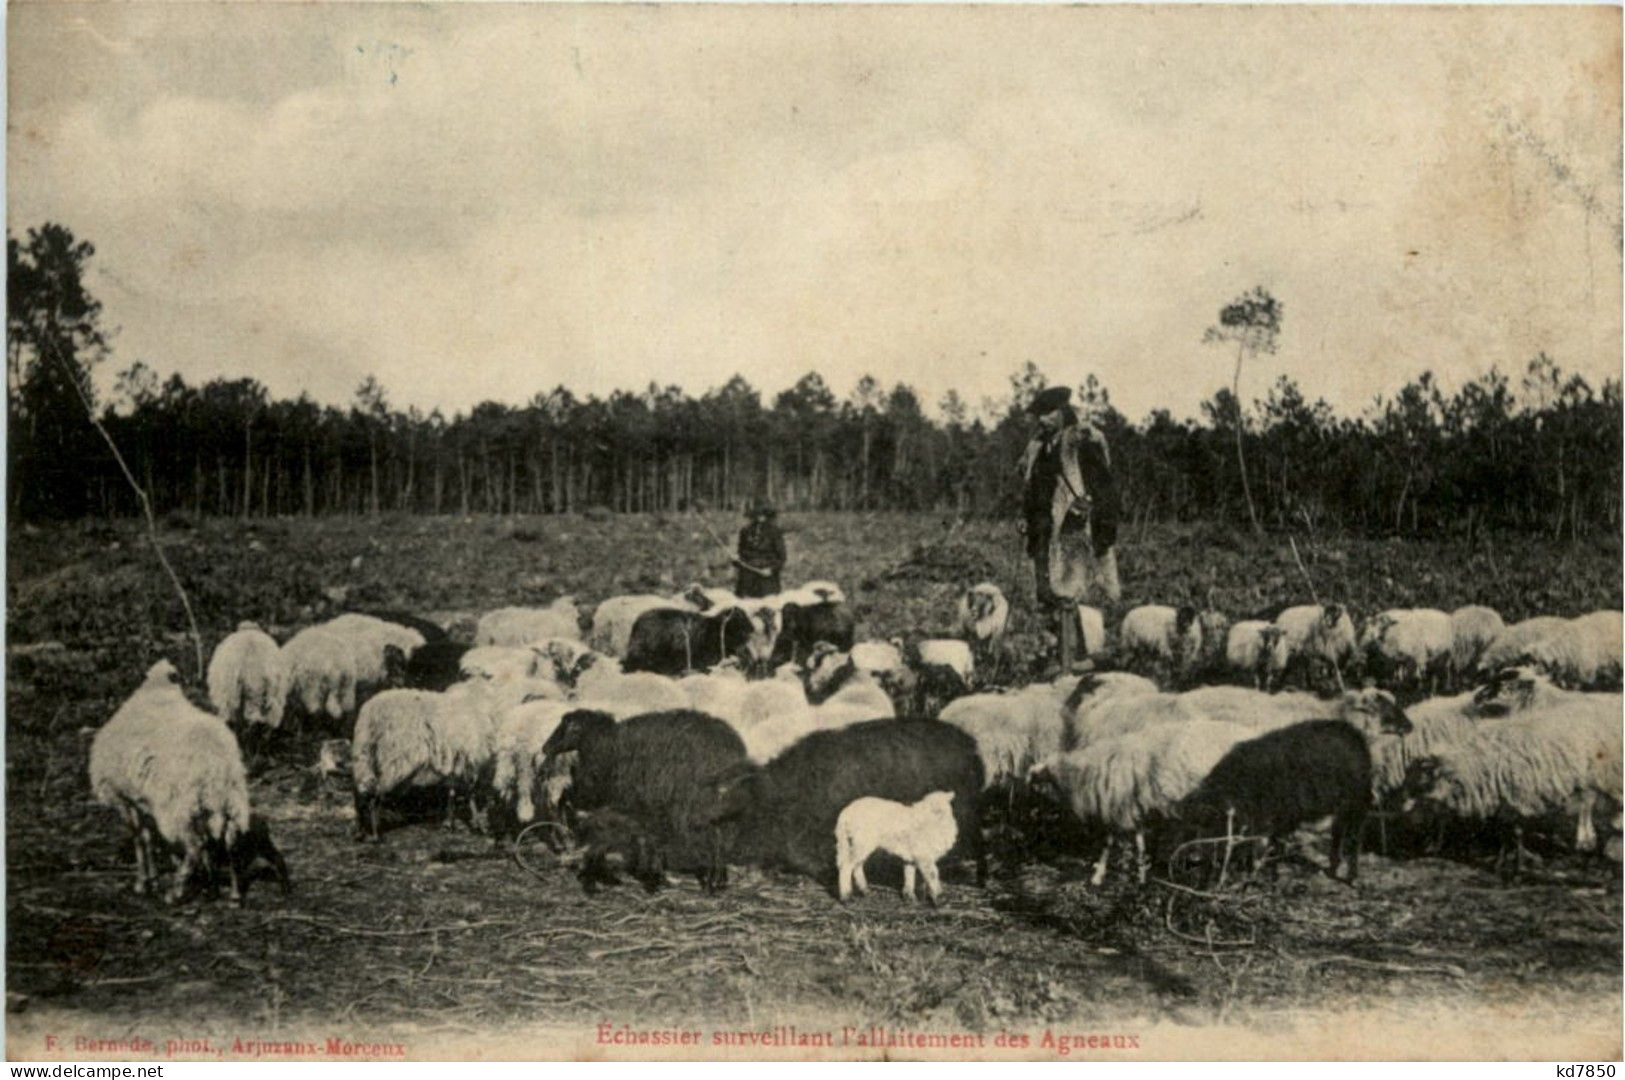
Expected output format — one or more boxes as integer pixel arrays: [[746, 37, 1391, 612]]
[[404, 640, 470, 691], [574, 808, 668, 895], [771, 602, 856, 667], [542, 709, 747, 892], [1178, 719, 1373, 883], [623, 607, 757, 676], [702, 717, 986, 892]]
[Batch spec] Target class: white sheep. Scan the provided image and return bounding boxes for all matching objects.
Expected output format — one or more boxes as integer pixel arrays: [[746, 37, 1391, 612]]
[[850, 640, 906, 675], [477, 602, 582, 648], [490, 698, 577, 826], [207, 621, 289, 749], [1030, 719, 1248, 885], [351, 687, 496, 839], [1569, 610, 1623, 687], [460, 645, 545, 683], [913, 639, 975, 685], [588, 594, 690, 656], [677, 662, 750, 722], [1476, 616, 1595, 687], [1367, 689, 1483, 804], [89, 660, 253, 903], [1359, 608, 1455, 693], [958, 583, 1010, 653], [1403, 705, 1623, 872], [1449, 605, 1505, 676], [281, 625, 358, 724], [573, 660, 688, 720], [940, 684, 1072, 790], [322, 613, 425, 688], [834, 791, 959, 904], [1269, 604, 1358, 690], [1118, 605, 1203, 683], [1224, 621, 1285, 688]]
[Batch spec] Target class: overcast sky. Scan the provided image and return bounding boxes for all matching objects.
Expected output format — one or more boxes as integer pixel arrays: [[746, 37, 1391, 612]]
[[9, 4, 1620, 422]]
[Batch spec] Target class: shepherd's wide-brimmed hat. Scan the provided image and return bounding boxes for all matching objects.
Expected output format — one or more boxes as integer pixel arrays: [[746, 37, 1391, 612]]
[[1027, 386, 1073, 417]]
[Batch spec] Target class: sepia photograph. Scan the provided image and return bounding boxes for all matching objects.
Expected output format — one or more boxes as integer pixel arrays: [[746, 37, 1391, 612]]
[[5, 1, 1622, 1063]]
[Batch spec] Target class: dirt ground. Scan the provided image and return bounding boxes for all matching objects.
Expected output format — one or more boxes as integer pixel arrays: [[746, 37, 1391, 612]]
[[6, 513, 1621, 1058]]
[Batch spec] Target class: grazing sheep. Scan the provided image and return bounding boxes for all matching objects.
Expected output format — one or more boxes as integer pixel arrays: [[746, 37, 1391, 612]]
[[1224, 621, 1284, 688], [476, 600, 582, 648], [350, 688, 495, 840], [589, 594, 691, 656], [323, 612, 426, 688], [459, 645, 544, 684], [542, 709, 748, 892], [910, 639, 975, 685], [1269, 604, 1358, 691], [850, 640, 906, 676], [1360, 608, 1455, 694], [1118, 605, 1203, 683], [1450, 605, 1505, 677], [281, 626, 358, 725], [623, 606, 758, 677], [1402, 706, 1624, 876], [89, 660, 253, 903], [835, 791, 959, 904], [1030, 719, 1249, 885], [215, 813, 291, 900], [207, 621, 289, 753], [772, 600, 857, 667], [490, 699, 577, 831], [1570, 610, 1624, 687], [343, 608, 449, 644], [702, 718, 985, 888], [940, 683, 1073, 791], [1178, 720, 1376, 883], [574, 808, 668, 895], [1477, 616, 1597, 688], [404, 640, 471, 692], [574, 658, 690, 719], [1177, 685, 1411, 740]]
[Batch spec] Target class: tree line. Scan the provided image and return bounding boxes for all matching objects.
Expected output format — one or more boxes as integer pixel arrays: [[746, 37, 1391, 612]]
[[10, 223, 1621, 540]]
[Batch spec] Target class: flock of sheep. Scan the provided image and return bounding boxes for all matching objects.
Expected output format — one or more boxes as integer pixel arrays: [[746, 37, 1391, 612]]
[[87, 577, 1623, 909]]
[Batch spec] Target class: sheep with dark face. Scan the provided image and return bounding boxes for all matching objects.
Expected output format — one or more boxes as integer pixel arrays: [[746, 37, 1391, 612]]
[[770, 600, 856, 667], [541, 708, 747, 892], [1178, 719, 1386, 883], [1119, 605, 1203, 685], [700, 718, 985, 892], [404, 640, 471, 692], [622, 606, 758, 677]]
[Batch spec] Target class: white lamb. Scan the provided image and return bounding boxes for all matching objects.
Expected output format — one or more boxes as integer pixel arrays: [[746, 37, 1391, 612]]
[[281, 625, 358, 724], [351, 687, 496, 839], [89, 660, 252, 903], [588, 594, 689, 656], [1030, 719, 1248, 885], [477, 602, 582, 648], [1269, 604, 1358, 690], [1360, 608, 1455, 693], [207, 621, 289, 749], [1118, 605, 1203, 683], [1449, 605, 1505, 677], [1224, 621, 1285, 688], [834, 791, 959, 904]]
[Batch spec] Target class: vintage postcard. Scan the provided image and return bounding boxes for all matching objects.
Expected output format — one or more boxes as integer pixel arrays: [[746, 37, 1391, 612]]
[[6, 1, 1621, 1063]]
